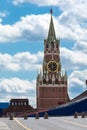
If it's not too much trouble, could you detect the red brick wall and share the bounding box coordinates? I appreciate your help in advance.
[37,86,67,109]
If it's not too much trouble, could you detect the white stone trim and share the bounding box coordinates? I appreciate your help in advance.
[44,52,59,55]
[39,98,67,100]
[38,84,67,87]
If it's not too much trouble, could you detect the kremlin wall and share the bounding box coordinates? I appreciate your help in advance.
[0,90,87,117]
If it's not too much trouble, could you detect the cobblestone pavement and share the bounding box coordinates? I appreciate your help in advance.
[17,116,87,130]
[0,116,87,130]
[0,120,10,130]
[0,118,26,130]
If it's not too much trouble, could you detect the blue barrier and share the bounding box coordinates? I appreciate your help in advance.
[28,98,87,117]
[0,102,9,116]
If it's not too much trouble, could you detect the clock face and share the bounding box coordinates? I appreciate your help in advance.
[47,61,58,72]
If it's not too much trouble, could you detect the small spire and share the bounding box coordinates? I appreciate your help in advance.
[58,74,61,81]
[65,69,67,79]
[65,70,67,77]
[40,68,43,77]
[63,68,67,81]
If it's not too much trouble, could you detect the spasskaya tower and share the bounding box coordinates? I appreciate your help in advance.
[36,10,69,110]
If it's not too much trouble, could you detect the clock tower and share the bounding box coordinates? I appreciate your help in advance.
[36,10,69,110]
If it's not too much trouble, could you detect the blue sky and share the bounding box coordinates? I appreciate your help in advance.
[0,0,87,107]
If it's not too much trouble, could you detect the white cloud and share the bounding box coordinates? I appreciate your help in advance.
[13,0,58,6]
[60,41,87,71]
[0,12,87,43]
[0,53,20,71]
[0,14,50,43]
[0,11,8,23]
[0,51,43,72]
[0,11,7,18]
[68,70,87,99]
[0,78,36,107]
[73,41,87,53]
[0,40,87,73]
[12,0,87,17]
[0,11,8,24]
[0,47,87,106]
[0,78,35,93]
[58,0,87,40]
[0,18,2,23]
[11,0,87,42]
[1,0,87,43]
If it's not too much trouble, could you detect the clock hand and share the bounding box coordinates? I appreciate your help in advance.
[51,62,53,68]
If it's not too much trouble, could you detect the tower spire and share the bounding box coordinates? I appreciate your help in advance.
[47,9,56,41]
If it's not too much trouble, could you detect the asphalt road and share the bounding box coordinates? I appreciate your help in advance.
[0,116,87,130]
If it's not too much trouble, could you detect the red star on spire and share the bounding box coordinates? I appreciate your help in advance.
[50,9,53,15]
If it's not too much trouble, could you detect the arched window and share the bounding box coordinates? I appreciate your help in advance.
[48,79,52,84]
[56,44,58,48]
[43,79,46,84]
[55,79,58,84]
[61,80,64,84]
[46,44,49,49]
[51,41,54,49]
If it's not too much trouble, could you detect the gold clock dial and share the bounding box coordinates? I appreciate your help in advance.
[47,61,58,72]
